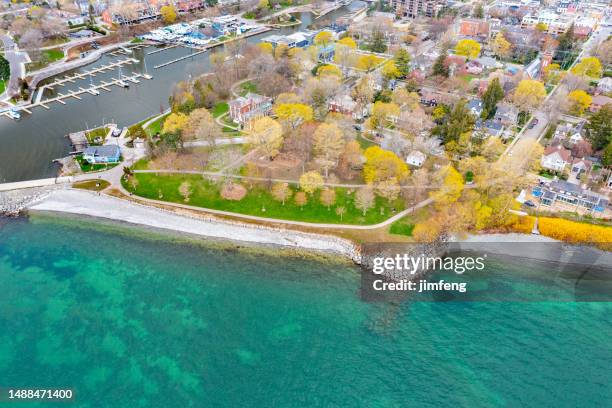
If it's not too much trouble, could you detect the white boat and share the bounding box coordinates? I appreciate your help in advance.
[7,109,21,120]
[117,67,129,88]
[128,77,140,84]
[88,76,100,95]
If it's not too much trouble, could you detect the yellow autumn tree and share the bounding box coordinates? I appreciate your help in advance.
[356,55,381,72]
[162,112,188,134]
[248,117,284,160]
[337,37,357,49]
[430,165,464,205]
[568,89,592,116]
[455,39,481,59]
[363,146,409,184]
[313,123,345,177]
[257,42,273,55]
[317,64,343,78]
[491,33,512,59]
[314,31,333,46]
[367,101,400,130]
[274,103,314,129]
[381,60,400,80]
[160,5,177,24]
[512,79,546,113]
[299,171,324,194]
[571,57,603,78]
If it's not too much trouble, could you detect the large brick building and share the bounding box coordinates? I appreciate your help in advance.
[391,0,441,18]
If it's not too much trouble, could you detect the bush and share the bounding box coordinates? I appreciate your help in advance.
[221,182,247,201]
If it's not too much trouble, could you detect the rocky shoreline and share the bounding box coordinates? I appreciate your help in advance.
[26,189,363,263]
[0,185,60,217]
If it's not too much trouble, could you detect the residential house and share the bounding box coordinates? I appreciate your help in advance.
[474,56,503,71]
[468,99,484,117]
[475,118,504,137]
[541,144,572,172]
[228,93,273,126]
[493,103,518,128]
[569,132,584,145]
[571,157,592,178]
[406,150,427,167]
[459,18,490,40]
[535,180,609,213]
[328,94,367,120]
[465,60,483,75]
[82,145,121,164]
[596,77,612,94]
[589,95,612,113]
[420,91,438,107]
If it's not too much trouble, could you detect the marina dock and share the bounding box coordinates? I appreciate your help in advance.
[2,73,151,120]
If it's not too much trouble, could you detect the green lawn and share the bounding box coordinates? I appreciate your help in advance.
[76,155,120,172]
[0,80,5,94]
[239,81,257,96]
[212,102,229,118]
[85,127,109,145]
[144,113,169,137]
[389,218,415,236]
[125,173,405,225]
[26,48,65,72]
[73,180,110,191]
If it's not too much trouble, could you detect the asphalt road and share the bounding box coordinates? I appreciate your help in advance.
[0,34,29,99]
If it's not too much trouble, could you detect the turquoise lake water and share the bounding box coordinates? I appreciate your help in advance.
[0,214,611,407]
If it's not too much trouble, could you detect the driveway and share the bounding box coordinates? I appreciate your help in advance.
[0,34,30,99]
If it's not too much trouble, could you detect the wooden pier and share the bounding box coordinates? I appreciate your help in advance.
[153,48,207,69]
[2,73,151,120]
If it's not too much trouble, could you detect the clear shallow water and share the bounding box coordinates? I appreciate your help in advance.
[0,214,611,407]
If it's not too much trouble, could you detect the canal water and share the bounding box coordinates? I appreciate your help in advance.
[0,3,363,183]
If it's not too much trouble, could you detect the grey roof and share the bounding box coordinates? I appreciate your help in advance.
[83,145,121,157]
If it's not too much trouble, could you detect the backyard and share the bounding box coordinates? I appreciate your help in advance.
[123,173,406,225]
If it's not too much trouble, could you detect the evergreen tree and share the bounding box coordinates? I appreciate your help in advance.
[555,24,575,63]
[394,48,411,78]
[481,78,504,119]
[432,100,476,144]
[88,2,95,26]
[432,52,449,77]
[473,2,484,18]
[370,30,387,53]
[585,104,612,150]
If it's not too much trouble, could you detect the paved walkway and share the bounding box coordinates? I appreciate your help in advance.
[0,33,29,100]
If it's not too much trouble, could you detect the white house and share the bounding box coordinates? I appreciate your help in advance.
[541,144,571,172]
[406,150,427,167]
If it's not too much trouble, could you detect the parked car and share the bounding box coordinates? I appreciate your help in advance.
[524,200,536,208]
[528,118,539,129]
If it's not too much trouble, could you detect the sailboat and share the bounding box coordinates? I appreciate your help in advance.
[87,75,100,95]
[142,58,152,80]
[117,66,129,88]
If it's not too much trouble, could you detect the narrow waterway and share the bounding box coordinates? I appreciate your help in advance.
[0,4,363,183]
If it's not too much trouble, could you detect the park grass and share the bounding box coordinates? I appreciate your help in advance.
[0,80,5,94]
[212,102,229,118]
[389,218,415,236]
[144,113,169,137]
[26,48,65,72]
[125,173,405,225]
[73,180,111,191]
[239,81,257,96]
